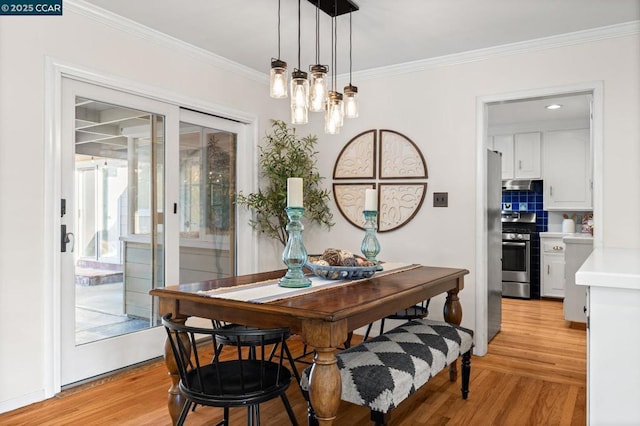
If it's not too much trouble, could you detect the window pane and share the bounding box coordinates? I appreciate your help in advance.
[179,121,236,282]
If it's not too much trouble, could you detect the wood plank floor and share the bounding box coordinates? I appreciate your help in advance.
[1,298,585,425]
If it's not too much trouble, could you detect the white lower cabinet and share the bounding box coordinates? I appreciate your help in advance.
[541,236,565,298]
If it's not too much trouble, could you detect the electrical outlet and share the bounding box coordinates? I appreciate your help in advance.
[433,192,448,207]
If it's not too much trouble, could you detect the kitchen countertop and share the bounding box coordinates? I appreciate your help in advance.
[576,247,640,290]
[540,231,594,242]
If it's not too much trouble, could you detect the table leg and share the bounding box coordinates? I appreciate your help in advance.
[308,347,341,425]
[163,322,189,425]
[444,285,463,381]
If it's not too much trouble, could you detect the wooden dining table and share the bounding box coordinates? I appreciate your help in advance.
[150,264,469,426]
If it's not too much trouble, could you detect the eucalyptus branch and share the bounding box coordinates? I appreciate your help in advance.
[236,120,334,247]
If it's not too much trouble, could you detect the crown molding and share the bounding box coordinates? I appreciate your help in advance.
[352,20,640,82]
[65,1,638,85]
[65,0,267,84]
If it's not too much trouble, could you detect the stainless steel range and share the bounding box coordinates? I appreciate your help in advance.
[501,211,537,299]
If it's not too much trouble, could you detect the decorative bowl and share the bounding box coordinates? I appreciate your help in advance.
[305,255,377,280]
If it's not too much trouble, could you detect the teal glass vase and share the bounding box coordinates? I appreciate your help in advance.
[279,207,312,288]
[361,210,382,270]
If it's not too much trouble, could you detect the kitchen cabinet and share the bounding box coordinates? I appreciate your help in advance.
[492,132,541,180]
[576,248,640,425]
[543,129,592,210]
[541,234,565,298]
[563,235,593,322]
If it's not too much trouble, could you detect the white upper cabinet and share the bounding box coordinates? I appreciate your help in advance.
[492,134,514,180]
[492,132,541,180]
[543,129,592,210]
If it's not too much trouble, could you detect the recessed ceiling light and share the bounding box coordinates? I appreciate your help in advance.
[546,104,562,110]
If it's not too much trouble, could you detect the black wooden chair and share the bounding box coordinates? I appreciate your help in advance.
[363,299,431,341]
[162,314,299,426]
[211,321,301,385]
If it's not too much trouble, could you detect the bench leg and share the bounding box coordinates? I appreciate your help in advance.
[461,350,471,399]
[371,410,389,426]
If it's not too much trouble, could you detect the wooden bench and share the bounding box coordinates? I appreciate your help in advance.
[300,318,474,425]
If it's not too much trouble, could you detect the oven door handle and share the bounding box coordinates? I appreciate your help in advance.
[502,241,527,247]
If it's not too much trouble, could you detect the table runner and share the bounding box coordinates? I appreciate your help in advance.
[198,262,420,303]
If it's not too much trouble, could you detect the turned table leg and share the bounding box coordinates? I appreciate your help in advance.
[444,284,463,382]
[163,320,189,425]
[308,347,341,425]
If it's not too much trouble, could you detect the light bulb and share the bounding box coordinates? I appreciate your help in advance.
[290,69,309,124]
[270,59,288,99]
[325,91,342,134]
[344,84,359,118]
[309,65,328,112]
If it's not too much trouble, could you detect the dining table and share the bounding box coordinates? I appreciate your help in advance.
[150,263,469,426]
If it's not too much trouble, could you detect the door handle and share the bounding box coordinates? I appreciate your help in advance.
[61,224,75,253]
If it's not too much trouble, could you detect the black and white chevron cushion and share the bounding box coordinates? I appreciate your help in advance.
[300,319,474,414]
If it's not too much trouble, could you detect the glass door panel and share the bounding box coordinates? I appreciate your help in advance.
[61,78,170,386]
[178,111,237,283]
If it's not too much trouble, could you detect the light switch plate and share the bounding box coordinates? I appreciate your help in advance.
[434,192,448,207]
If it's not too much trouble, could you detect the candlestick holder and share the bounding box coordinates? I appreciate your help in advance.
[361,210,383,270]
[279,207,312,288]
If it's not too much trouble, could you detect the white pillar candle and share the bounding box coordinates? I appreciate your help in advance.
[364,188,377,211]
[287,177,304,208]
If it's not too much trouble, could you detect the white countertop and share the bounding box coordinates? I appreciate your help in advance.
[540,231,594,244]
[563,233,594,244]
[576,247,640,290]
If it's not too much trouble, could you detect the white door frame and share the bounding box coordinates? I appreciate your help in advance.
[474,81,603,356]
[44,57,259,396]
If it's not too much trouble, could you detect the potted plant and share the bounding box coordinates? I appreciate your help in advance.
[236,120,334,246]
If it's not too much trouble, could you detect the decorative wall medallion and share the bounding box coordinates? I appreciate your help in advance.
[379,183,427,232]
[379,130,427,179]
[332,183,375,230]
[333,130,376,179]
[333,130,428,232]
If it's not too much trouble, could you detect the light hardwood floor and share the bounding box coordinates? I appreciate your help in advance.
[1,298,586,425]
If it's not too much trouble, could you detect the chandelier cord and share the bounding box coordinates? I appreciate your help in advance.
[315,0,320,64]
[297,0,301,70]
[349,10,353,85]
[333,0,337,90]
[277,0,281,59]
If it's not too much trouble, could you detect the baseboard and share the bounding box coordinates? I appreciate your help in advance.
[0,390,45,414]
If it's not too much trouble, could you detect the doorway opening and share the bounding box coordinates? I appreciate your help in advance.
[475,82,603,356]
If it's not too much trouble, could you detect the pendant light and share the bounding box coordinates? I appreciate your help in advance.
[344,10,359,118]
[325,5,343,134]
[291,0,309,124]
[309,1,328,112]
[270,0,288,99]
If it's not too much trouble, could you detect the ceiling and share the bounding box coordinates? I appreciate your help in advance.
[488,94,592,126]
[82,0,639,75]
[80,0,637,125]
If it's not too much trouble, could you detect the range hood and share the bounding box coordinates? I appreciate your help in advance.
[502,179,536,191]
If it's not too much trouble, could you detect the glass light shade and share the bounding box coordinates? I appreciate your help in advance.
[270,59,288,99]
[290,69,309,124]
[344,84,359,118]
[335,92,344,127]
[324,91,342,135]
[309,65,328,112]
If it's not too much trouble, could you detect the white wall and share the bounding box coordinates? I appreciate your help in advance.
[303,33,640,333]
[0,7,288,411]
[1,5,638,414]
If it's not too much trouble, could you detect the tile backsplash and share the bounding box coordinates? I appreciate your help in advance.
[501,180,547,232]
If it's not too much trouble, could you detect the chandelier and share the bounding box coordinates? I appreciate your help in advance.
[269,0,359,134]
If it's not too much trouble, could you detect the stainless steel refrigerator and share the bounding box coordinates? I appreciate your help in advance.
[487,149,502,341]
